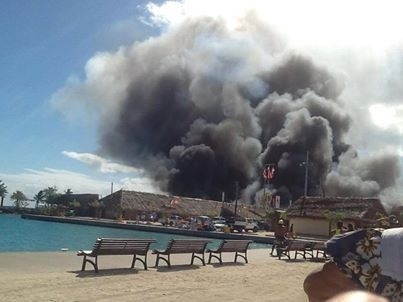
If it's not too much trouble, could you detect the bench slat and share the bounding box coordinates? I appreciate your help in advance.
[206,240,252,264]
[152,239,211,268]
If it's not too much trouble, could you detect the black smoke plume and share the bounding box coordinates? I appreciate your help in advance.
[59,16,401,203]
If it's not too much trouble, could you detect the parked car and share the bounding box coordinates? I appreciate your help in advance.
[195,215,213,231]
[211,217,228,231]
[228,217,259,232]
[244,218,260,232]
[257,220,270,231]
[167,215,182,227]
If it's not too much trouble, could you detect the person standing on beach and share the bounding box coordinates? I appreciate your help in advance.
[270,219,289,256]
[330,220,345,236]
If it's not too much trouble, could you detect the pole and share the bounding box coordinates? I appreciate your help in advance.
[234,181,239,219]
[262,163,275,208]
[304,151,309,197]
[111,182,114,195]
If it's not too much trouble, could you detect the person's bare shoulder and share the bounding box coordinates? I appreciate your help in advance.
[304,262,358,302]
[326,290,388,302]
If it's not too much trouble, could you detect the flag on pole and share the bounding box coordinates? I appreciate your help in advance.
[263,165,276,183]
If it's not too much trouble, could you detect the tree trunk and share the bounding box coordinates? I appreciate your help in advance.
[0,196,3,207]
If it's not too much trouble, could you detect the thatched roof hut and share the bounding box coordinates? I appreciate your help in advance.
[100,190,266,220]
[286,196,387,237]
[287,196,386,221]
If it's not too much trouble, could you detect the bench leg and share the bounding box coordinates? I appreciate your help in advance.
[191,253,206,266]
[270,243,277,256]
[208,252,223,264]
[277,249,290,260]
[131,254,148,270]
[277,248,283,260]
[81,255,98,273]
[132,254,148,270]
[235,252,248,263]
[94,256,99,273]
[81,255,87,271]
[154,253,171,268]
[143,254,148,270]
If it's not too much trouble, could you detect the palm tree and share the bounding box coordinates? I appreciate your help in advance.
[0,180,8,207]
[89,200,101,218]
[33,190,45,209]
[64,188,73,195]
[10,191,28,210]
[43,186,59,207]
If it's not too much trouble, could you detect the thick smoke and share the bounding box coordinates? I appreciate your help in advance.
[54,13,400,203]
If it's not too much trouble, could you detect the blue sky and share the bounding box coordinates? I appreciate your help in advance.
[0,1,161,204]
[2,0,403,206]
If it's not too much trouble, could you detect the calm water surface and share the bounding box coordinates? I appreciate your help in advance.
[0,215,267,252]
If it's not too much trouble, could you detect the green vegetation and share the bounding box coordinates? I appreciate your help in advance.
[0,180,8,207]
[33,190,45,209]
[10,190,29,210]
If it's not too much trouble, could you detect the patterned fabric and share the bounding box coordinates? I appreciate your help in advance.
[326,229,403,302]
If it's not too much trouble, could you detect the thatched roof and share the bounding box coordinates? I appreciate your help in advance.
[56,194,99,206]
[286,196,386,220]
[101,190,265,218]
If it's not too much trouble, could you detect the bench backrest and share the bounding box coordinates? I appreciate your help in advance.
[93,238,156,255]
[286,240,311,251]
[166,239,211,254]
[311,241,326,250]
[218,240,252,252]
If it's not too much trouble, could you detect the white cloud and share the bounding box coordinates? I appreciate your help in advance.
[62,151,143,174]
[0,168,159,207]
[369,104,403,133]
[146,0,403,50]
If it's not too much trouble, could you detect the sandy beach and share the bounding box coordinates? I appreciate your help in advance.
[0,248,324,302]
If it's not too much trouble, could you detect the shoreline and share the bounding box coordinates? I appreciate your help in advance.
[21,214,330,245]
[0,249,323,301]
[21,213,277,244]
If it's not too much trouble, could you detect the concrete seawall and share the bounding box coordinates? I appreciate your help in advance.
[21,214,275,244]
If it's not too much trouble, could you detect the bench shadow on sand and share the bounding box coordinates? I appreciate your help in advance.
[71,268,140,278]
[208,262,246,268]
[71,264,204,276]
[153,264,202,273]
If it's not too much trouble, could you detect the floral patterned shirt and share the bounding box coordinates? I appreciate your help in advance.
[326,229,403,302]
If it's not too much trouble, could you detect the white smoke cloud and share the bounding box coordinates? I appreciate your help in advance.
[62,151,143,174]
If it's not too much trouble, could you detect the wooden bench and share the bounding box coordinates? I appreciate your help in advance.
[277,240,313,260]
[77,238,156,272]
[152,239,211,268]
[206,239,253,264]
[308,241,327,259]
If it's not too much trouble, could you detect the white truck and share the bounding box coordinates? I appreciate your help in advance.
[230,218,259,233]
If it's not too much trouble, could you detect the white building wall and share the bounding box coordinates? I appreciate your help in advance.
[290,217,330,237]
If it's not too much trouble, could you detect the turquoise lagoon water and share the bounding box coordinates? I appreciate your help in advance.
[0,215,267,252]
